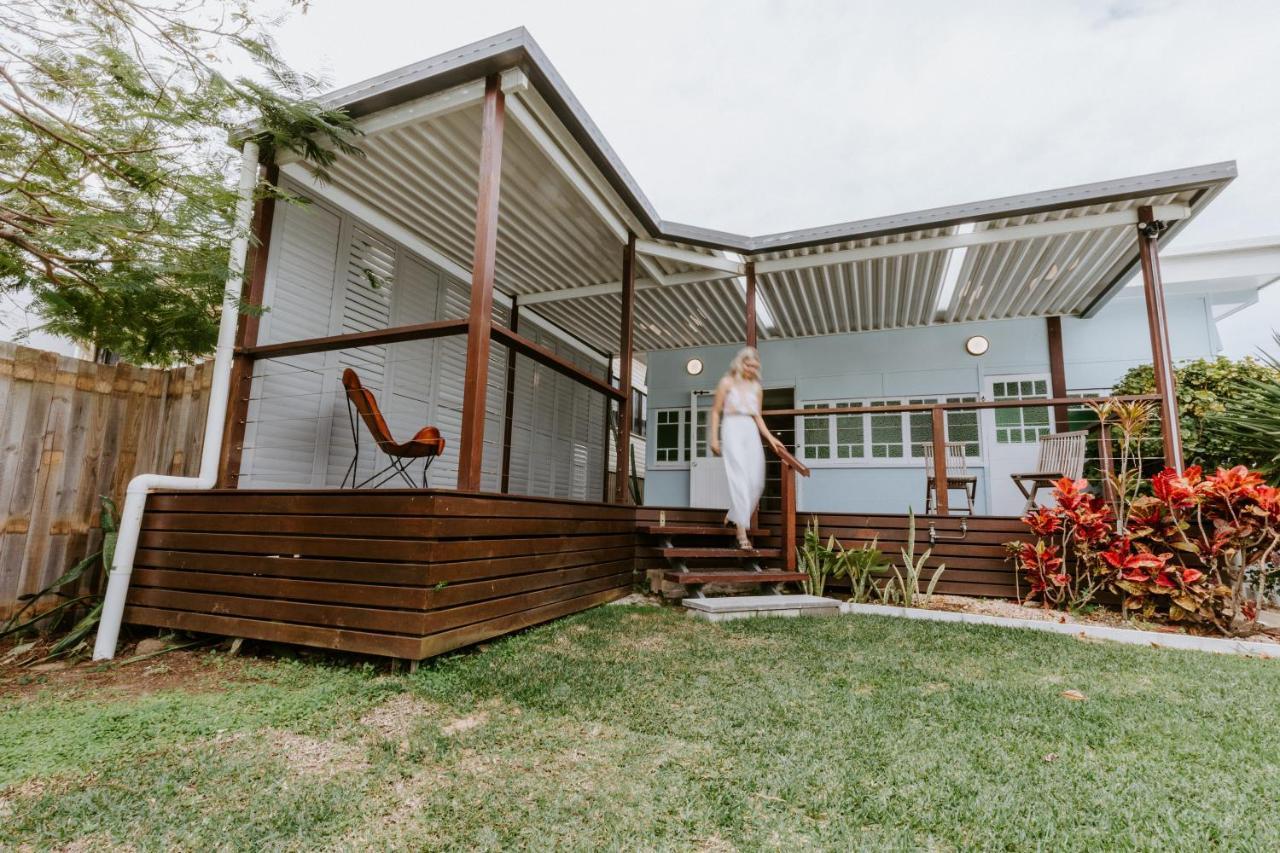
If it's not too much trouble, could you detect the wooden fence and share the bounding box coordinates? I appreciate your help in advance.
[0,343,210,618]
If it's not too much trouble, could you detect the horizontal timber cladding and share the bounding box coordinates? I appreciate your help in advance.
[759,511,1030,599]
[125,489,638,660]
[124,490,1031,660]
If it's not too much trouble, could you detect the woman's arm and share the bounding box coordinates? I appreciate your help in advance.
[752,385,785,454]
[709,380,727,456]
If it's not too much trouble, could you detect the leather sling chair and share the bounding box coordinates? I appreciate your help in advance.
[340,368,445,488]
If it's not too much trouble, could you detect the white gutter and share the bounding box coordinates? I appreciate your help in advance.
[92,140,261,660]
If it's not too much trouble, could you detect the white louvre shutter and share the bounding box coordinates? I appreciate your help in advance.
[241,196,342,487]
[326,226,397,486]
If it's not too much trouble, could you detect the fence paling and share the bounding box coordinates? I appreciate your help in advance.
[0,343,209,617]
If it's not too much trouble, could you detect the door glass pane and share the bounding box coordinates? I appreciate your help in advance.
[991,378,1051,444]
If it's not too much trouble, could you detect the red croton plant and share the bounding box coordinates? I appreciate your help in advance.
[1013,463,1280,636]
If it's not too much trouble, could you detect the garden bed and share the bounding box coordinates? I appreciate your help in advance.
[843,596,1280,656]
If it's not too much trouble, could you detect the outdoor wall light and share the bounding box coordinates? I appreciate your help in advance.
[964,335,990,356]
[685,357,704,376]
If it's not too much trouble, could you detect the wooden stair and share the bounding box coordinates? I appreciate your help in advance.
[644,523,804,598]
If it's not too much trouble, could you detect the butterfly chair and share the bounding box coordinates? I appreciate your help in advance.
[922,441,978,515]
[1010,430,1089,512]
[340,368,445,489]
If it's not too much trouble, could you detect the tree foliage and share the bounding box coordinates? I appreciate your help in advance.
[0,0,361,364]
[1111,354,1280,475]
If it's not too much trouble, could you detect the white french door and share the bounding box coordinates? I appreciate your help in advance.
[982,374,1053,515]
[688,390,730,509]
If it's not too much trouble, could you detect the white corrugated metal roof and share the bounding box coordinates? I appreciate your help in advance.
[278,29,1235,353]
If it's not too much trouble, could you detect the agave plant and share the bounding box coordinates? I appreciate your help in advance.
[796,516,845,597]
[1209,333,1280,484]
[878,510,946,608]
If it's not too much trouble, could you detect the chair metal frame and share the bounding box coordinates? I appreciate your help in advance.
[339,369,443,490]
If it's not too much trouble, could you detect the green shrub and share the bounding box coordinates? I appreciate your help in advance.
[1112,355,1280,473]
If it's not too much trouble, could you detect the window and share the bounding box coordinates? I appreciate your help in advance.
[869,400,904,459]
[799,395,981,462]
[631,389,647,437]
[801,402,867,460]
[992,379,1050,444]
[654,409,688,463]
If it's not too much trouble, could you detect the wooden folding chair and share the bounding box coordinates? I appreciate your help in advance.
[922,441,978,514]
[340,368,445,489]
[1010,430,1088,512]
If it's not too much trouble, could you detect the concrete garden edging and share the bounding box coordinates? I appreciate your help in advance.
[841,602,1278,658]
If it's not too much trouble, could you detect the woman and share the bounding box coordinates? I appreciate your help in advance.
[709,347,787,550]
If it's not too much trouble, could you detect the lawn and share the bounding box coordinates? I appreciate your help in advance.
[3,606,1280,850]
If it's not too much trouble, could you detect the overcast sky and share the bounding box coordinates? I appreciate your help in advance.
[270,0,1278,354]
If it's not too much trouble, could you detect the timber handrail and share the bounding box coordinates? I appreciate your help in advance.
[761,394,1161,418]
[237,319,621,402]
[765,393,1163,519]
[240,318,469,360]
[771,442,811,572]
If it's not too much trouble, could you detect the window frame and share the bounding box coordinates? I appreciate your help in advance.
[797,394,984,468]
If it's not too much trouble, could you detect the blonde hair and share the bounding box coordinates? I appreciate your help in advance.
[725,347,761,383]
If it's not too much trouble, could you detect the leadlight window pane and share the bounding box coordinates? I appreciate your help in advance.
[801,402,831,460]
[907,398,937,457]
[869,400,904,458]
[945,396,981,457]
[835,406,864,458]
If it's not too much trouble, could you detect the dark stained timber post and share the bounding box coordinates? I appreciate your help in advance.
[458,75,506,492]
[499,297,519,494]
[1046,316,1069,433]
[614,234,637,504]
[745,261,758,349]
[218,162,277,488]
[602,356,614,500]
[930,406,950,515]
[1136,206,1184,472]
[780,460,797,571]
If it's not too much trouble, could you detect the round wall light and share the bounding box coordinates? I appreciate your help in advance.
[685,357,704,376]
[964,335,990,356]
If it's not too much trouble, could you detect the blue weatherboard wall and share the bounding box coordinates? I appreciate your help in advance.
[642,289,1234,514]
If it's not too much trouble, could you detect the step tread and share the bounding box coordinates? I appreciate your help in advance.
[663,570,807,585]
[660,547,782,559]
[639,525,768,537]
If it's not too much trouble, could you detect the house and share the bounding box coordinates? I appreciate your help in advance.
[643,237,1280,517]
[90,28,1256,662]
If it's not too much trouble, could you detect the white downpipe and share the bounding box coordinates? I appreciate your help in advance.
[92,140,261,660]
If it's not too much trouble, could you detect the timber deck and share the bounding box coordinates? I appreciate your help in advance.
[123,490,1031,661]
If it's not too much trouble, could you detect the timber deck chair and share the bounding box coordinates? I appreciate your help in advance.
[340,368,445,488]
[1010,429,1088,512]
[922,441,978,514]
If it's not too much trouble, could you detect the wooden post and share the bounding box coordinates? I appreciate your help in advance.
[780,460,797,571]
[498,297,519,494]
[1136,206,1184,472]
[457,75,506,492]
[217,162,277,488]
[602,356,614,501]
[613,234,637,504]
[744,261,758,349]
[1046,316,1069,433]
[930,406,949,516]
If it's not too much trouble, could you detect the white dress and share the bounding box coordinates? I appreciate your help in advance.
[721,382,765,527]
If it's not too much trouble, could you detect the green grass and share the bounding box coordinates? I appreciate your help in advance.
[3,607,1280,850]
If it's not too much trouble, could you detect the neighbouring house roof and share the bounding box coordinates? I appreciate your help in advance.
[265,28,1237,354]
